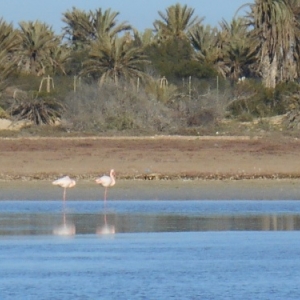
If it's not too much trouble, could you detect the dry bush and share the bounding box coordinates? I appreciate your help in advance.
[60,77,238,136]
[62,81,180,134]
[174,87,232,127]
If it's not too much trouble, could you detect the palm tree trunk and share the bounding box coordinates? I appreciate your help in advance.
[114,71,118,86]
[30,56,38,75]
[269,54,277,89]
[24,57,31,74]
[262,54,277,89]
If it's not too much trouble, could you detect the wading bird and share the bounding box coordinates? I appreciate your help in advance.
[52,176,76,235]
[52,176,76,203]
[95,169,116,203]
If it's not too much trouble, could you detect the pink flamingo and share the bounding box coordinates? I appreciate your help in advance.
[95,169,116,235]
[52,176,76,235]
[52,176,76,220]
[95,169,116,203]
[52,176,76,202]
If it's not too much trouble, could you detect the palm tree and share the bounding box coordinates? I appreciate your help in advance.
[8,93,65,125]
[62,7,131,47]
[81,35,150,86]
[189,24,228,77]
[0,19,21,91]
[92,8,131,40]
[219,18,257,82]
[131,28,156,48]
[48,44,71,75]
[153,3,203,41]
[283,0,300,81]
[241,0,299,88]
[62,7,92,49]
[63,8,133,77]
[0,18,20,54]
[18,21,61,76]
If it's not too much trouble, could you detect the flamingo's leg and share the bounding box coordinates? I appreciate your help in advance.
[63,187,66,202]
[104,187,107,203]
[63,188,67,224]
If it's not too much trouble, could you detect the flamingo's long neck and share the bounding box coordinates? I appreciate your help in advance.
[110,171,115,186]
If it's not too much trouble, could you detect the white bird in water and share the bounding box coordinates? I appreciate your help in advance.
[52,176,76,203]
[52,176,76,235]
[95,169,116,203]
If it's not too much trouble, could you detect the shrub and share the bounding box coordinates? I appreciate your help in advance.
[8,93,65,125]
[63,81,179,134]
[0,106,9,119]
[226,80,297,118]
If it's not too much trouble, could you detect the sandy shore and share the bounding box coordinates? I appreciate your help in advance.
[0,135,300,200]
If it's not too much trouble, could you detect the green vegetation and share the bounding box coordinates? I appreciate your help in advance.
[1,1,300,136]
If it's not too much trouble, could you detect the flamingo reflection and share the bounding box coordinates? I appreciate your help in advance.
[96,213,115,235]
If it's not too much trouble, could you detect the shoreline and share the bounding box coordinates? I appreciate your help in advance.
[0,179,300,201]
[1,172,300,181]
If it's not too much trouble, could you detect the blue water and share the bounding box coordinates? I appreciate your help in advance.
[1,200,300,299]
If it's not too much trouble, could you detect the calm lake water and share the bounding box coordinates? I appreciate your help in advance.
[1,199,300,299]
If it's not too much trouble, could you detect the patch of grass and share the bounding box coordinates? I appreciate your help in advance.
[0,106,9,119]
[236,112,253,122]
[0,130,19,137]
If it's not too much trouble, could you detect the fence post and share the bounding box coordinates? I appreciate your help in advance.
[137,77,140,93]
[188,76,192,100]
[160,76,168,88]
[39,76,54,93]
[216,75,219,104]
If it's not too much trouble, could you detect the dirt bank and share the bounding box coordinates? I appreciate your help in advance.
[0,135,299,181]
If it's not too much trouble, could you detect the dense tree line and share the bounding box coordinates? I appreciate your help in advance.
[1,0,300,134]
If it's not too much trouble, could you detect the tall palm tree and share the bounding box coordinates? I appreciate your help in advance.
[62,7,92,50]
[92,8,131,40]
[18,21,61,75]
[283,0,300,81]
[242,0,298,88]
[153,3,203,41]
[81,35,150,86]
